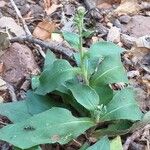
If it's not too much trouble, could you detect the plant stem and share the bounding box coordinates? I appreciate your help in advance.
[78,16,89,85]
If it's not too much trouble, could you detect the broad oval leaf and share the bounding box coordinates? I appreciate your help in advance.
[66,83,99,111]
[94,85,113,105]
[35,59,76,95]
[62,32,80,50]
[89,41,124,57]
[13,146,42,150]
[86,136,110,150]
[0,108,94,149]
[44,50,56,70]
[90,55,128,86]
[93,120,133,138]
[110,136,123,150]
[100,88,142,121]
[0,91,60,123]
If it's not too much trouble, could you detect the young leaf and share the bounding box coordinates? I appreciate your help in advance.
[31,76,40,90]
[0,108,95,149]
[66,82,99,111]
[62,32,80,50]
[44,50,56,70]
[90,55,128,86]
[35,59,76,95]
[110,136,123,150]
[86,136,110,150]
[89,41,124,57]
[100,88,142,121]
[94,85,113,105]
[74,52,102,77]
[0,91,60,123]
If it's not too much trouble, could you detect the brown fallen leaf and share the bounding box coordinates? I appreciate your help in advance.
[43,0,52,10]
[97,0,121,5]
[33,20,56,40]
[45,4,62,15]
[97,2,112,9]
[114,0,140,15]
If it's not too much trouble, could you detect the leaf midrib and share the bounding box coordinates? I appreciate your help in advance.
[101,103,137,120]
[92,66,120,85]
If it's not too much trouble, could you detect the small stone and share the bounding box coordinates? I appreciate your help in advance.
[107,26,121,43]
[119,15,131,24]
[1,43,40,86]
[113,19,122,28]
[107,22,113,28]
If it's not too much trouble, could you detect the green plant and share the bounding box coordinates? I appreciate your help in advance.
[0,7,143,150]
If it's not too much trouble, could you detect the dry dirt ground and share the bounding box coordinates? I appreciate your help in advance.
[0,0,150,149]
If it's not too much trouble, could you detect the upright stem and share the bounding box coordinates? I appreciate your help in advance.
[78,14,89,85]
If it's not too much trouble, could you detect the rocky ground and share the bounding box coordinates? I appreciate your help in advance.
[0,0,150,149]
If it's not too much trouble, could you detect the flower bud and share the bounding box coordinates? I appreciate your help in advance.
[77,6,86,16]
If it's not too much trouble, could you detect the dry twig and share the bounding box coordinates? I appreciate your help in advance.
[9,0,46,58]
[10,36,75,61]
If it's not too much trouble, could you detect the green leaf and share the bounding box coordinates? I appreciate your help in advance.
[86,136,110,150]
[66,82,99,111]
[74,53,101,78]
[100,88,142,121]
[90,55,128,86]
[13,146,42,150]
[35,59,76,95]
[94,85,113,105]
[31,76,40,90]
[79,142,90,150]
[63,32,80,50]
[110,136,123,150]
[0,108,94,149]
[89,41,124,57]
[93,120,133,138]
[44,50,56,70]
[0,91,60,123]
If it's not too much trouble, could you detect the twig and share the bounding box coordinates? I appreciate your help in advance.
[10,0,46,58]
[10,36,75,60]
[10,0,31,36]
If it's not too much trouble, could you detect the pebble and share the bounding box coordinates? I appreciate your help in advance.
[107,26,121,43]
[119,15,131,24]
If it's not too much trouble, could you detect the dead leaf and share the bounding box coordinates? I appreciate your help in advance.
[0,1,6,8]
[51,33,63,43]
[107,26,121,43]
[33,21,56,40]
[0,17,26,37]
[0,96,4,103]
[97,0,121,5]
[97,3,112,9]
[136,35,150,49]
[45,4,62,15]
[0,62,4,74]
[43,0,52,10]
[114,0,140,15]
[0,78,7,91]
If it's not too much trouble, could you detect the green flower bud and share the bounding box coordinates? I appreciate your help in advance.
[77,6,86,16]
